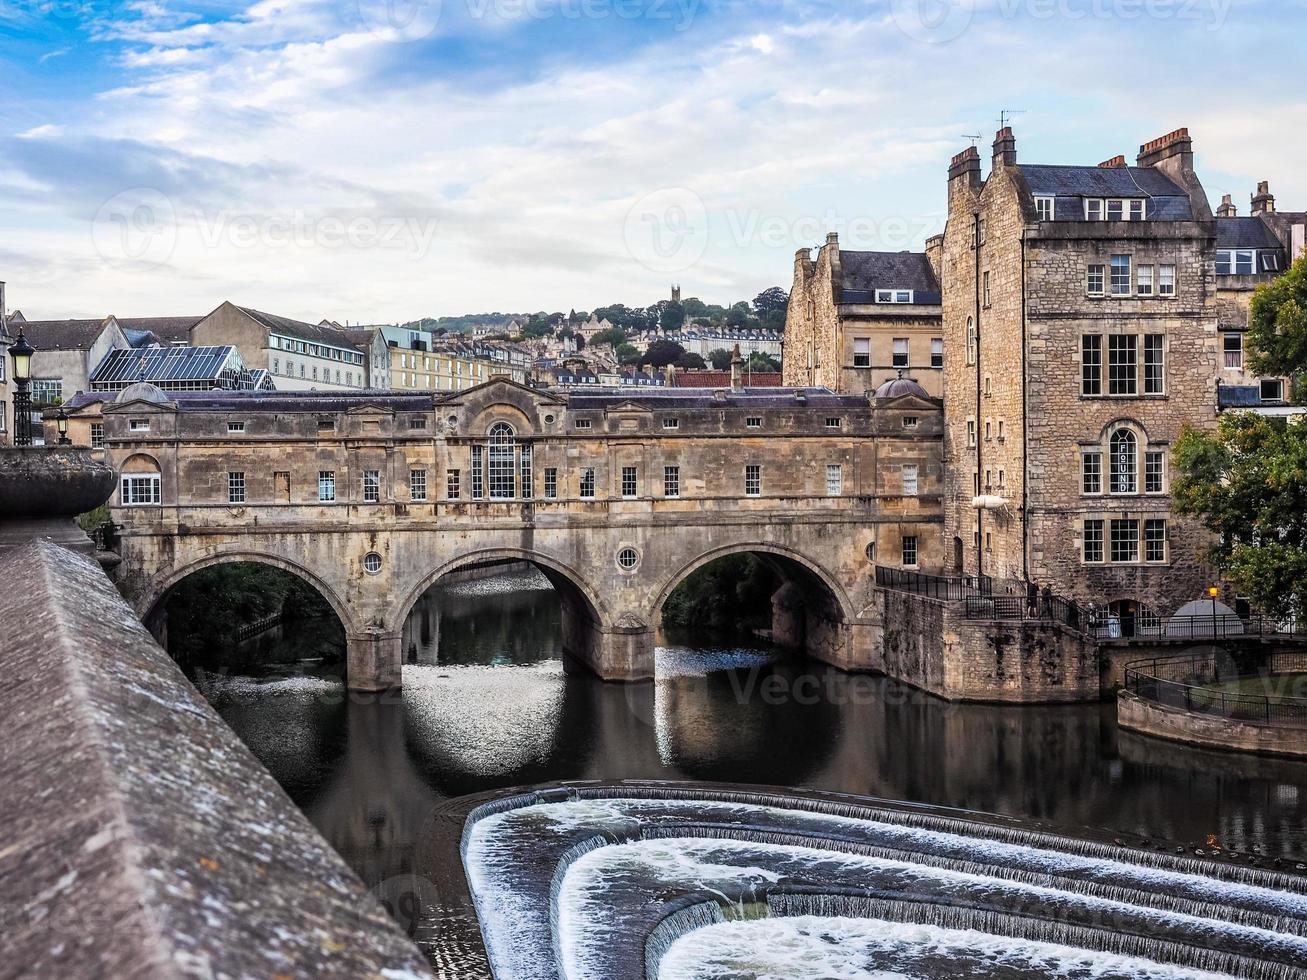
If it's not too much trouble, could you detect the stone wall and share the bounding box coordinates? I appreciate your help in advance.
[0,539,432,979]
[1119,693,1307,759]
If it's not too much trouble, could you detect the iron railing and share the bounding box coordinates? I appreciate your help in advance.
[875,566,994,601]
[1124,652,1307,726]
[964,592,1089,632]
[1093,613,1303,642]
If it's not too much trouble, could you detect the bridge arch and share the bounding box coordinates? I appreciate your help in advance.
[137,550,358,637]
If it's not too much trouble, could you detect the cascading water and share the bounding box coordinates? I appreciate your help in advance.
[461,784,1307,980]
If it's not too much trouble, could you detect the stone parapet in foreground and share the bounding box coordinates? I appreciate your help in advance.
[0,539,432,979]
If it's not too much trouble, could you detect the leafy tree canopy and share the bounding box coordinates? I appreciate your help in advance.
[1248,256,1307,402]
[747,352,781,372]
[707,348,733,369]
[591,326,628,349]
[752,286,788,319]
[677,352,706,369]
[645,339,686,367]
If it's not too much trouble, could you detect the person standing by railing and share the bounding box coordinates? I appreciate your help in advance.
[1027,580,1039,618]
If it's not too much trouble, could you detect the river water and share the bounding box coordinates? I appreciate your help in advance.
[190,567,1307,929]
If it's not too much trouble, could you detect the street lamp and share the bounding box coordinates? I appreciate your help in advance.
[55,407,70,445]
[9,329,34,447]
[1209,586,1220,639]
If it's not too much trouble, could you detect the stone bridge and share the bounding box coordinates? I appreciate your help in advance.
[102,377,944,690]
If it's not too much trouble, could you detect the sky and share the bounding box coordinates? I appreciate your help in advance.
[0,0,1303,323]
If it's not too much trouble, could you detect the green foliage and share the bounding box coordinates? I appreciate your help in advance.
[707,348,733,370]
[724,301,751,327]
[1248,252,1307,401]
[677,352,706,369]
[752,286,788,320]
[644,339,686,367]
[747,352,781,372]
[591,326,628,349]
[77,503,110,533]
[1172,416,1307,620]
[616,343,641,364]
[659,302,685,330]
[662,554,780,630]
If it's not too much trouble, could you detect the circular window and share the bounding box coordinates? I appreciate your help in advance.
[363,552,383,575]
[544,413,556,425]
[617,547,640,571]
[446,415,458,427]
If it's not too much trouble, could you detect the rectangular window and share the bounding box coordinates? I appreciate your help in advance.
[580,467,595,499]
[745,464,761,497]
[227,471,246,504]
[1130,199,1146,220]
[90,423,104,449]
[1110,254,1131,296]
[853,338,870,368]
[664,465,680,498]
[120,474,161,506]
[447,468,461,500]
[903,416,919,429]
[1082,334,1102,396]
[892,339,909,368]
[1158,264,1176,296]
[966,419,976,447]
[746,417,762,428]
[1108,334,1137,395]
[902,535,918,567]
[1087,264,1105,296]
[621,465,637,498]
[1145,451,1165,494]
[319,471,336,502]
[1035,196,1054,221]
[1106,199,1124,221]
[825,417,843,429]
[1111,519,1140,563]
[1261,378,1285,402]
[1145,519,1167,563]
[1136,264,1154,296]
[902,464,919,496]
[32,379,62,406]
[1235,250,1255,275]
[227,420,246,433]
[544,468,557,499]
[520,443,533,499]
[1082,451,1102,495]
[1224,333,1243,369]
[410,469,427,502]
[1144,335,1165,394]
[1083,520,1104,563]
[1085,198,1104,221]
[363,470,380,503]
[982,271,991,307]
[826,464,842,496]
[129,418,150,432]
[574,418,592,429]
[966,319,976,365]
[931,338,944,368]
[663,417,680,429]
[471,446,485,499]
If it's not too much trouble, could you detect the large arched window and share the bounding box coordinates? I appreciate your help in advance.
[1109,428,1137,494]
[487,422,516,499]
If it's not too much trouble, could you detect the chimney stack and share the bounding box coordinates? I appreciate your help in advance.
[1216,194,1237,218]
[1136,127,1192,169]
[949,145,982,184]
[730,344,743,392]
[992,127,1016,169]
[1251,180,1276,215]
[1098,155,1126,169]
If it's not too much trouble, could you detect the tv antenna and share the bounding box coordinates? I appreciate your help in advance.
[998,108,1026,130]
[961,133,982,147]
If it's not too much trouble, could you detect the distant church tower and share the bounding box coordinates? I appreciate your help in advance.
[671,284,682,305]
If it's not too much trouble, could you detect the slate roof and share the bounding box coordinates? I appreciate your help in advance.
[1216,217,1284,250]
[838,251,941,305]
[133,390,433,413]
[115,316,202,344]
[235,305,363,350]
[568,387,868,410]
[1022,164,1194,220]
[673,371,783,388]
[10,318,118,351]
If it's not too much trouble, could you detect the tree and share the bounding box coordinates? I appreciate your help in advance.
[591,326,627,349]
[1247,255,1307,403]
[1173,415,1307,621]
[659,302,685,331]
[644,339,686,368]
[725,301,752,328]
[615,342,640,363]
[677,352,706,369]
[681,297,708,317]
[747,352,781,372]
[707,348,733,370]
[752,286,788,320]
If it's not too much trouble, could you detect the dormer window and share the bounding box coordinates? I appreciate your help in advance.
[1035,196,1054,221]
[875,289,914,304]
[1084,198,1146,221]
[1216,250,1256,276]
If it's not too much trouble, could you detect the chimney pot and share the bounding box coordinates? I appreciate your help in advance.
[1216,193,1237,218]
[1252,180,1276,215]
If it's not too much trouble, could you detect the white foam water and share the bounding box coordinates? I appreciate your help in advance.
[656,915,1236,980]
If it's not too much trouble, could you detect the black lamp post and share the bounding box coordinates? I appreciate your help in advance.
[10,329,34,447]
[56,407,70,445]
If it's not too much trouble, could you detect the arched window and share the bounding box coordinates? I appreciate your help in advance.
[1109,428,1137,494]
[487,422,516,499]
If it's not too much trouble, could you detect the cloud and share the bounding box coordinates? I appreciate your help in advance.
[38,48,70,64]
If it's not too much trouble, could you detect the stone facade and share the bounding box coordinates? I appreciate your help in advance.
[103,379,944,690]
[940,126,1256,625]
[785,233,945,397]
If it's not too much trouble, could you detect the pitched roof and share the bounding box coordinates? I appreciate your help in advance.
[115,316,203,344]
[838,251,941,304]
[1216,217,1284,250]
[1020,164,1193,219]
[673,371,783,388]
[234,305,363,350]
[10,318,117,351]
[91,345,244,387]
[568,387,866,409]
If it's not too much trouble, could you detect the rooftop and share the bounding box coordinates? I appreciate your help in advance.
[1020,164,1193,220]
[838,251,941,305]
[1216,216,1284,250]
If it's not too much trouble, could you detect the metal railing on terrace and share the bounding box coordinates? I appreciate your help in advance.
[964,592,1089,633]
[1092,613,1303,643]
[1124,651,1307,727]
[874,566,995,601]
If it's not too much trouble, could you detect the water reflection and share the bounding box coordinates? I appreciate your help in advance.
[194,566,1307,915]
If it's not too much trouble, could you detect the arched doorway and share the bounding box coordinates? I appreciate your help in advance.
[1106,598,1160,639]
